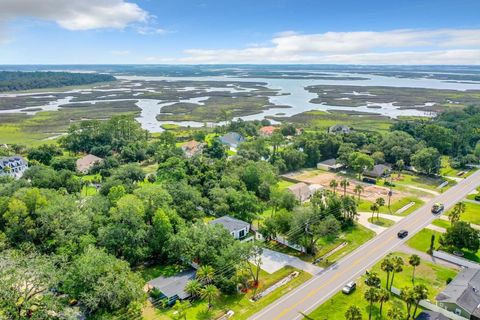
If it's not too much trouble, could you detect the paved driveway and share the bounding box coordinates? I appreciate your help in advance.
[257,248,322,275]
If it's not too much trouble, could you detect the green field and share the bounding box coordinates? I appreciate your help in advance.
[448,201,480,225]
[358,196,424,216]
[309,252,457,320]
[431,219,450,229]
[142,266,311,320]
[406,228,443,253]
[368,217,395,227]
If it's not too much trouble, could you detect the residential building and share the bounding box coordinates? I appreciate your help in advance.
[146,269,196,306]
[259,126,277,136]
[209,215,251,240]
[181,140,204,158]
[415,311,449,320]
[436,268,480,319]
[328,124,351,134]
[0,156,28,179]
[76,154,103,174]
[287,182,312,202]
[363,164,392,179]
[219,132,245,149]
[317,158,345,172]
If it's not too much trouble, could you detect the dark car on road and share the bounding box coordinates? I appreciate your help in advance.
[397,230,408,239]
[431,203,445,214]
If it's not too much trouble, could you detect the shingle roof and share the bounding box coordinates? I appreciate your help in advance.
[209,216,250,233]
[287,182,312,200]
[318,158,344,168]
[436,268,480,314]
[0,156,27,169]
[219,132,245,147]
[76,154,103,172]
[148,269,196,299]
[363,164,391,178]
[415,311,449,320]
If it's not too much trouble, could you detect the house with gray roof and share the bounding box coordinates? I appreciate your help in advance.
[0,156,28,179]
[317,158,345,172]
[363,164,391,179]
[219,132,245,149]
[415,311,449,320]
[329,124,351,135]
[209,216,251,240]
[436,268,480,319]
[287,182,312,202]
[147,269,196,305]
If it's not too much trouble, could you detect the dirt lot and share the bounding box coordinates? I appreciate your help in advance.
[288,170,405,203]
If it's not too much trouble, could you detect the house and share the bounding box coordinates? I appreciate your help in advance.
[76,154,103,174]
[0,156,28,179]
[415,311,449,320]
[209,215,251,240]
[436,268,480,319]
[259,126,277,136]
[317,158,345,172]
[287,182,312,202]
[363,164,391,179]
[181,140,204,158]
[329,124,351,134]
[147,269,196,306]
[219,132,245,149]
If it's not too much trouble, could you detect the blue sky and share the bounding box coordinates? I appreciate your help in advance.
[0,0,479,64]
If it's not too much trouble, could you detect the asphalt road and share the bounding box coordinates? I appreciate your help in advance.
[249,170,480,320]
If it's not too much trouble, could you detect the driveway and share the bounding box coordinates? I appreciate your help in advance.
[257,248,323,275]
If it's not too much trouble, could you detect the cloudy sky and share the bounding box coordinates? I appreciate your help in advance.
[0,0,479,64]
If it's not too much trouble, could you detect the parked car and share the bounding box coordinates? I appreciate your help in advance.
[342,281,356,294]
[362,177,377,184]
[397,230,408,239]
[431,203,444,214]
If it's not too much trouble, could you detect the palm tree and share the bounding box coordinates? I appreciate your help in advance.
[197,265,215,284]
[364,287,379,320]
[340,178,350,197]
[387,306,405,320]
[412,284,429,318]
[201,284,219,311]
[330,179,338,194]
[381,257,394,289]
[401,287,416,318]
[408,254,421,284]
[395,159,405,178]
[370,203,379,220]
[354,184,364,202]
[365,272,381,288]
[377,288,390,316]
[375,197,385,220]
[185,279,202,300]
[172,300,189,320]
[389,256,404,290]
[345,305,362,320]
[449,201,466,224]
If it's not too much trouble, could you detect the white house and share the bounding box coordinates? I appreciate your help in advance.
[0,156,28,179]
[209,216,251,240]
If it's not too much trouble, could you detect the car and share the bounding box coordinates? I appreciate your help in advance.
[431,203,445,214]
[342,281,356,294]
[397,230,408,239]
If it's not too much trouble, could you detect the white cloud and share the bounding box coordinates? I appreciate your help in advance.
[171,29,480,64]
[0,0,148,30]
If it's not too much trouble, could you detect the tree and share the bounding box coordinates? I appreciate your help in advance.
[411,147,441,175]
[389,256,404,290]
[172,300,189,320]
[440,221,480,252]
[387,306,405,320]
[330,179,338,194]
[201,284,219,311]
[370,203,379,220]
[340,178,350,197]
[381,257,394,290]
[401,287,416,318]
[412,284,428,318]
[197,265,216,285]
[395,159,405,177]
[408,254,421,284]
[365,272,381,288]
[375,198,385,220]
[345,305,362,320]
[349,152,374,180]
[354,184,364,201]
[449,202,466,224]
[377,288,390,316]
[364,287,379,320]
[185,280,202,300]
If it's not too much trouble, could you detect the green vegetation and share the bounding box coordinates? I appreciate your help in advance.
[447,201,480,225]
[309,252,457,319]
[0,71,115,91]
[431,219,451,229]
[368,216,395,227]
[406,229,443,253]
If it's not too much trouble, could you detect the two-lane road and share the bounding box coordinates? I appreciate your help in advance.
[249,170,480,320]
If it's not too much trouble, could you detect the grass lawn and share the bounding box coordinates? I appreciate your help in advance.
[431,219,451,229]
[393,172,448,192]
[358,196,424,216]
[406,228,442,253]
[308,252,457,320]
[142,266,311,320]
[277,179,295,190]
[368,217,395,227]
[439,156,461,177]
[447,201,480,225]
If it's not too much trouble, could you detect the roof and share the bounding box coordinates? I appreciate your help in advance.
[0,156,27,169]
[436,268,480,314]
[363,164,391,178]
[287,182,312,199]
[76,154,103,172]
[181,140,204,157]
[329,124,350,133]
[317,158,344,168]
[415,311,449,320]
[219,132,245,147]
[209,216,250,233]
[259,126,277,135]
[148,269,196,299]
